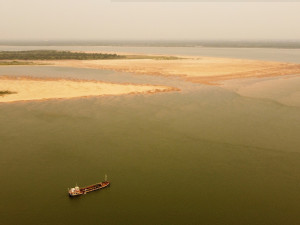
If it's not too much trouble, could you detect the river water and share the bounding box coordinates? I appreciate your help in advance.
[0,47,300,225]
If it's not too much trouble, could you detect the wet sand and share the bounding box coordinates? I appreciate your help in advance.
[221,75,300,107]
[0,76,177,103]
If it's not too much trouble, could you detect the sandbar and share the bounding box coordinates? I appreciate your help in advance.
[0,76,178,103]
[30,55,300,85]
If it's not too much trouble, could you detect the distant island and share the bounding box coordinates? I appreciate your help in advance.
[0,40,300,49]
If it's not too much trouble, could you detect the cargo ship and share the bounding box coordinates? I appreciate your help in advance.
[68,175,110,197]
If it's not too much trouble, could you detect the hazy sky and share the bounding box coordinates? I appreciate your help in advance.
[1,0,300,40]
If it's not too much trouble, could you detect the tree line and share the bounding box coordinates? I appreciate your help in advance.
[0,50,126,60]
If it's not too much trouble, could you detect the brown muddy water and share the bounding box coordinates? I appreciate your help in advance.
[1,53,300,224]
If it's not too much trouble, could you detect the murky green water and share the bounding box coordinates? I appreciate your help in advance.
[1,48,300,225]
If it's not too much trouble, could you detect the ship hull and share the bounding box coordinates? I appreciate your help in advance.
[69,181,110,197]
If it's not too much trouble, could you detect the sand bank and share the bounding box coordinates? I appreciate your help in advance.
[0,76,178,103]
[37,56,300,85]
[2,53,300,85]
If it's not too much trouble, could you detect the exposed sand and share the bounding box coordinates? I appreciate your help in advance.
[1,53,299,102]
[33,56,300,85]
[0,76,178,103]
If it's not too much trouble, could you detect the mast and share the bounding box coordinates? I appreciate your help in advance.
[105,174,108,182]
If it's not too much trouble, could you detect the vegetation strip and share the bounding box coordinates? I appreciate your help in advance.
[0,50,180,60]
[0,61,40,66]
[0,50,124,60]
[0,90,16,96]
